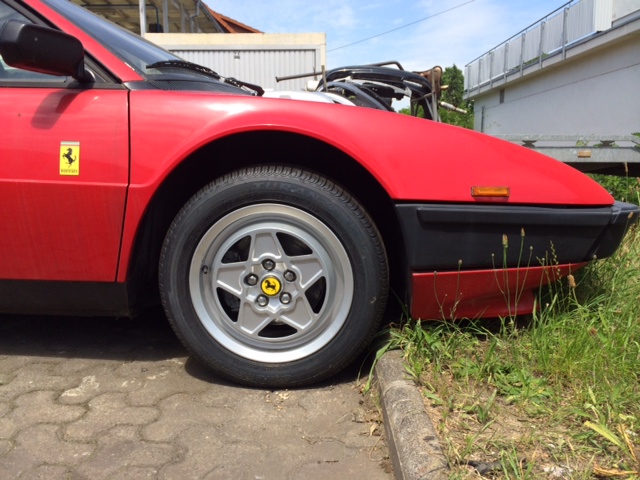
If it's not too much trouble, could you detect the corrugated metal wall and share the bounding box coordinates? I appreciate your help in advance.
[172,48,320,92]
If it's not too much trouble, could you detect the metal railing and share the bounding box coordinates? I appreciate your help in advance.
[465,0,611,93]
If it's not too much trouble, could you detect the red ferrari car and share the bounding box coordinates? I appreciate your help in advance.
[1,0,638,387]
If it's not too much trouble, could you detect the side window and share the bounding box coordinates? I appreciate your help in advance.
[0,1,70,83]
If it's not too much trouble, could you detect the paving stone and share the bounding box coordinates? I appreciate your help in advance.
[0,439,11,455]
[17,464,70,479]
[106,466,159,479]
[142,393,232,442]
[0,371,15,388]
[12,424,94,465]
[0,365,77,402]
[59,372,146,405]
[289,457,389,480]
[0,417,18,440]
[52,357,108,376]
[123,364,209,407]
[64,393,159,441]
[157,424,227,480]
[10,390,85,427]
[75,436,179,480]
[0,447,38,480]
[59,375,103,403]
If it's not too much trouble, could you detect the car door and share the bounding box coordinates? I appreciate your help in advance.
[0,1,129,282]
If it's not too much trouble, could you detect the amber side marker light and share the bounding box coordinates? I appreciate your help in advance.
[471,186,510,198]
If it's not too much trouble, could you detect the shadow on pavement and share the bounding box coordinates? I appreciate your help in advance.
[0,309,372,389]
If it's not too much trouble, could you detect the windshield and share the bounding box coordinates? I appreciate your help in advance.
[42,0,191,76]
[40,0,259,94]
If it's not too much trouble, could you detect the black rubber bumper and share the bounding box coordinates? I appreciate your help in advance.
[395,201,639,271]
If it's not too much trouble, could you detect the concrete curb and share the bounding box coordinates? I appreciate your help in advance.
[375,350,449,480]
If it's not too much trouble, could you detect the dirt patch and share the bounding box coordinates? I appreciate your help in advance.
[419,371,590,479]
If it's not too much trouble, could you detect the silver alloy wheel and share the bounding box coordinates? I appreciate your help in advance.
[189,204,354,363]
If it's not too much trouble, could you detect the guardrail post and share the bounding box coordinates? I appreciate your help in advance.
[562,7,569,60]
[539,20,545,69]
[489,51,494,87]
[503,42,509,80]
[519,32,526,76]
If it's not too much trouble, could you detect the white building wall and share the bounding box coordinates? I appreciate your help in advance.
[475,30,640,135]
[613,0,640,21]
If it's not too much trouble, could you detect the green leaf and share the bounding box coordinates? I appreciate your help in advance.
[584,421,624,449]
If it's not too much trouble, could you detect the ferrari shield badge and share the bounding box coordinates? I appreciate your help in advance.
[60,141,80,176]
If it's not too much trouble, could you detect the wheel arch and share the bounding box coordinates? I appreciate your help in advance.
[126,130,409,313]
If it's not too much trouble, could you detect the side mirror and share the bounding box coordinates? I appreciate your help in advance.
[0,19,93,82]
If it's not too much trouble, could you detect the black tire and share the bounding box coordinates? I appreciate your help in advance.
[159,166,388,387]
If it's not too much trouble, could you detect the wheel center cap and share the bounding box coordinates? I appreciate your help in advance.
[261,276,282,296]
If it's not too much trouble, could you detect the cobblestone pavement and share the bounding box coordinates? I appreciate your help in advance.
[0,312,391,479]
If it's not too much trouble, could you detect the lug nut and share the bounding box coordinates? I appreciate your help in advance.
[256,295,269,307]
[280,292,292,304]
[245,273,258,286]
[262,259,276,271]
[284,270,296,282]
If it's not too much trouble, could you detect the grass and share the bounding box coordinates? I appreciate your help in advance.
[381,179,640,478]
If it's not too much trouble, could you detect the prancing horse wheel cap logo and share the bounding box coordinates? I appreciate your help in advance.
[261,276,282,296]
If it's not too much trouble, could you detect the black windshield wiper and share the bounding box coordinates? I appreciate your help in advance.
[146,60,264,96]
[223,77,264,96]
[147,60,221,79]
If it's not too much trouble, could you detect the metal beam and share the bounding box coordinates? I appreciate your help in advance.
[494,134,640,175]
[139,0,146,36]
[163,0,169,32]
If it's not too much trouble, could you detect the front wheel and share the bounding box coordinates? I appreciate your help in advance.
[159,167,388,387]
